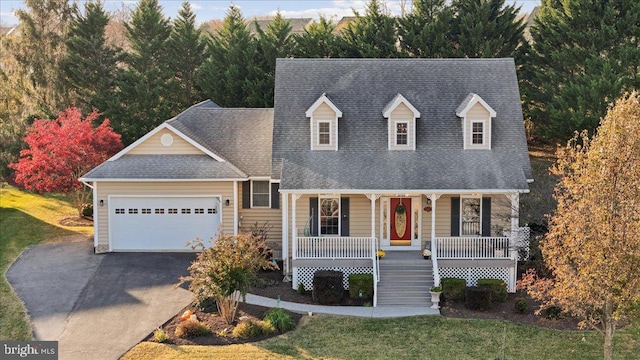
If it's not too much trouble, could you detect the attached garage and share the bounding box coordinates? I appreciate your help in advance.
[109,196,221,251]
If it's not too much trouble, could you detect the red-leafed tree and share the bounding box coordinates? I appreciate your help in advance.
[10,107,122,216]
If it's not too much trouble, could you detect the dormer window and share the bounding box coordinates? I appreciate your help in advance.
[318,121,331,145]
[456,93,496,150]
[471,121,484,145]
[396,122,408,145]
[383,94,420,151]
[306,93,342,151]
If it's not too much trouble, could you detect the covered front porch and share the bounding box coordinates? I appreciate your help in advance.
[280,191,525,306]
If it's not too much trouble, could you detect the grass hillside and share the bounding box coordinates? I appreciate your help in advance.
[0,185,93,340]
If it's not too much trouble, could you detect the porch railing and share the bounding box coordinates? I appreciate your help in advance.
[294,236,375,259]
[434,237,512,259]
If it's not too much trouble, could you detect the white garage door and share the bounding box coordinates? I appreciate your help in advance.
[110,196,221,251]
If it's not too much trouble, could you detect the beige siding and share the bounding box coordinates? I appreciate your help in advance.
[128,128,204,155]
[238,185,283,251]
[465,103,491,150]
[95,181,234,250]
[389,103,415,150]
[311,103,338,151]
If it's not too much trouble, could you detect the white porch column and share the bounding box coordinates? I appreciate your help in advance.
[507,192,520,292]
[281,192,291,281]
[233,181,239,235]
[508,192,520,259]
[364,194,381,243]
[430,194,442,286]
[291,194,302,290]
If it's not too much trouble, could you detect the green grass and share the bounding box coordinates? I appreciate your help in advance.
[122,316,640,360]
[0,185,93,340]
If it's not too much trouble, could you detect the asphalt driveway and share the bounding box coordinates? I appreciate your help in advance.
[5,240,195,360]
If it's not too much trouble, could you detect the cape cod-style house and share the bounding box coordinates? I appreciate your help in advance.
[81,58,532,306]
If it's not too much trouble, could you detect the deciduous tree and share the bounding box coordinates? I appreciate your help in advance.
[179,233,277,324]
[520,92,640,360]
[9,107,122,216]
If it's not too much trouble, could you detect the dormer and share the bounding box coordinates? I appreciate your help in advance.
[306,93,342,151]
[456,93,496,150]
[383,94,420,150]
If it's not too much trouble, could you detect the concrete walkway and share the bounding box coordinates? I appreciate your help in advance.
[245,293,441,317]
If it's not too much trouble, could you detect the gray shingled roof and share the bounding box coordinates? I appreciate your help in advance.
[272,58,532,191]
[81,155,244,180]
[81,100,273,180]
[168,108,274,177]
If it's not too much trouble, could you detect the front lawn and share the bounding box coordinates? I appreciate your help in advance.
[122,315,640,360]
[0,185,93,340]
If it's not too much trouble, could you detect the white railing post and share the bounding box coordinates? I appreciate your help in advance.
[430,194,441,286]
[365,194,381,307]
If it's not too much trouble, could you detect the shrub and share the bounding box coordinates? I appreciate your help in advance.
[542,305,563,319]
[297,283,305,294]
[312,270,344,305]
[196,297,217,313]
[477,278,508,302]
[264,308,296,333]
[465,286,492,311]
[515,297,528,314]
[442,278,466,301]
[232,319,275,338]
[153,328,168,343]
[175,319,211,338]
[81,203,93,217]
[348,274,374,300]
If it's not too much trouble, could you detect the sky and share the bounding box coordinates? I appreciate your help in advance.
[1,0,540,26]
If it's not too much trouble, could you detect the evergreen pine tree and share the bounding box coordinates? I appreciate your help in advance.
[114,0,172,144]
[197,5,256,107]
[167,2,207,110]
[522,0,640,141]
[293,16,340,58]
[62,1,122,113]
[11,0,75,116]
[248,12,294,107]
[398,0,453,57]
[340,0,400,58]
[450,0,524,58]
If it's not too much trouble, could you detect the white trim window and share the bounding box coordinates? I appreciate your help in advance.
[318,121,331,145]
[471,121,484,145]
[461,196,481,236]
[251,180,270,208]
[396,121,409,146]
[319,197,340,235]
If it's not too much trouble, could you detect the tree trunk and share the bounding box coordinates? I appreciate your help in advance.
[603,300,615,360]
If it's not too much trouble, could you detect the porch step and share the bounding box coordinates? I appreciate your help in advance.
[376,259,434,306]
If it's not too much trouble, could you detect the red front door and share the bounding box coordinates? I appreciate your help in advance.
[390,198,412,243]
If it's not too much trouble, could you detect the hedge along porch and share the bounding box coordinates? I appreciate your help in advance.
[280,190,525,306]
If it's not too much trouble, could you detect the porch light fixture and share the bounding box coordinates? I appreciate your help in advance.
[99,199,104,207]
[225,199,230,206]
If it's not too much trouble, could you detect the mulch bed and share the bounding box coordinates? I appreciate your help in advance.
[146,269,583,346]
[59,216,93,227]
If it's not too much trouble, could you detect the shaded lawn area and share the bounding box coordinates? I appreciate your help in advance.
[123,316,640,360]
[0,185,93,340]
